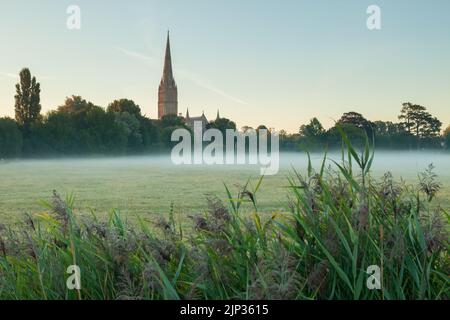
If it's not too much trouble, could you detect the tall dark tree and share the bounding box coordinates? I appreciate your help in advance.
[444,125,450,149]
[256,124,269,132]
[107,99,142,117]
[160,114,186,128]
[298,118,327,150]
[327,123,366,148]
[114,111,143,151]
[398,103,442,147]
[399,103,426,135]
[208,117,237,135]
[338,112,373,136]
[57,95,96,114]
[139,117,159,150]
[299,117,325,138]
[14,68,41,129]
[241,126,254,133]
[373,121,404,136]
[372,120,413,149]
[0,117,23,158]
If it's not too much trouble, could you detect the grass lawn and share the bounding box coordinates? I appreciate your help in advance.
[1,152,449,225]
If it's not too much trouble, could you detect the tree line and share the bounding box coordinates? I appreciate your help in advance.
[286,106,447,151]
[0,68,449,158]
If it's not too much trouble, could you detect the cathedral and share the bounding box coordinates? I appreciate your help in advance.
[158,32,178,119]
[157,32,218,130]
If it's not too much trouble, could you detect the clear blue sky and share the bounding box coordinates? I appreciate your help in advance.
[0,0,449,132]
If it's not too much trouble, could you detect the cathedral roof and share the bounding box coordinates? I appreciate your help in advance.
[187,114,208,122]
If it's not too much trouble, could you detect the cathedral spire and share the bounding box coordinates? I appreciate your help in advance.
[186,108,190,119]
[216,109,220,121]
[162,31,175,85]
[158,31,178,119]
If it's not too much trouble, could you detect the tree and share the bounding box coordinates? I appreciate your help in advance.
[14,68,41,129]
[57,95,96,115]
[107,99,142,117]
[420,114,442,138]
[399,103,425,134]
[373,120,413,149]
[160,114,186,128]
[41,96,129,155]
[338,112,373,136]
[373,121,407,136]
[443,126,450,149]
[298,118,327,150]
[328,123,366,149]
[398,103,442,147]
[0,117,23,158]
[299,117,325,138]
[207,118,238,150]
[139,117,159,150]
[208,117,236,135]
[114,112,143,152]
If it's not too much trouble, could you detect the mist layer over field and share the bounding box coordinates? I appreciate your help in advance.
[1,151,449,223]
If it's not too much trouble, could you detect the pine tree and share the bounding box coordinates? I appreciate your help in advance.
[398,102,442,148]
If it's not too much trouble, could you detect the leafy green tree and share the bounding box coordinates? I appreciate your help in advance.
[158,115,188,150]
[279,129,287,140]
[256,125,268,131]
[443,126,450,149]
[208,117,237,135]
[42,97,128,155]
[328,123,366,149]
[14,68,41,129]
[373,120,413,149]
[279,131,300,150]
[208,118,238,150]
[338,112,373,136]
[0,117,23,158]
[299,117,325,138]
[139,117,160,150]
[160,114,186,128]
[160,126,186,149]
[373,121,402,136]
[107,99,142,117]
[298,118,327,150]
[114,112,143,152]
[57,96,96,115]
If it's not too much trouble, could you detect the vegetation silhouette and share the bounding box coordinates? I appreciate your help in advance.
[0,68,449,158]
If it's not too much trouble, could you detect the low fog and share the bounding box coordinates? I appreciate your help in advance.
[2,151,449,179]
[1,151,449,219]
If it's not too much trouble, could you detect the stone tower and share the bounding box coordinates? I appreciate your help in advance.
[158,32,178,119]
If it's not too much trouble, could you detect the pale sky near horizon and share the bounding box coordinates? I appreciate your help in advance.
[0,0,449,133]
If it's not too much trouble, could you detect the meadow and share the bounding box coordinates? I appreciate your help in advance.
[0,151,449,224]
[0,141,448,300]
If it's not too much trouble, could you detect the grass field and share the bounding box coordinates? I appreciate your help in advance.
[0,145,448,300]
[1,151,449,225]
